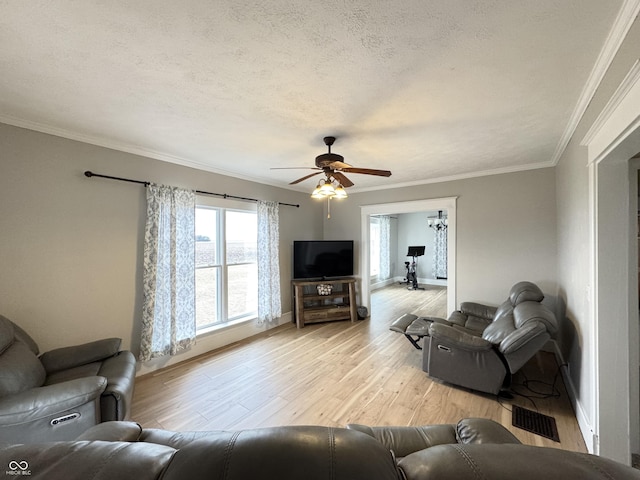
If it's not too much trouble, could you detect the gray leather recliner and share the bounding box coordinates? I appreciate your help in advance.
[0,314,136,443]
[422,281,558,395]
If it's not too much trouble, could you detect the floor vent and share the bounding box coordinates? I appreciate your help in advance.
[512,405,560,442]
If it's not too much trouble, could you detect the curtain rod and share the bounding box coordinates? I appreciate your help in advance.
[84,171,300,208]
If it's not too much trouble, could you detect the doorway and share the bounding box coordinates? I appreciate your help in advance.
[587,135,640,462]
[359,197,457,315]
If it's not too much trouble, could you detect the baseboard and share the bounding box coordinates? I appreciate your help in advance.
[551,340,596,453]
[390,276,448,287]
[371,278,396,290]
[421,278,448,287]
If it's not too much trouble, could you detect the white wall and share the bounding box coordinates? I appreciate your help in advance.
[396,212,439,281]
[0,123,320,373]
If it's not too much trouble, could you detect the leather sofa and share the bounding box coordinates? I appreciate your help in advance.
[0,314,136,443]
[1,418,638,479]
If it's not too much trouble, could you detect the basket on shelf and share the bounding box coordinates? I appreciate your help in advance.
[316,283,333,295]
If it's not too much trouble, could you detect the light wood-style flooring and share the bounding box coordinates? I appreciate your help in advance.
[131,283,586,452]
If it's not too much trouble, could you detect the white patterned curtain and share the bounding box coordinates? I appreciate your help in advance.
[433,228,448,279]
[379,215,391,280]
[257,200,281,324]
[140,184,196,361]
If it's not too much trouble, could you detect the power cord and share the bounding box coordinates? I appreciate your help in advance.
[496,362,568,413]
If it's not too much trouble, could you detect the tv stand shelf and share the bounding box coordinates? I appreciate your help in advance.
[292,278,357,328]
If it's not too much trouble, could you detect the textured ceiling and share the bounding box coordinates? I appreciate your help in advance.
[0,0,625,192]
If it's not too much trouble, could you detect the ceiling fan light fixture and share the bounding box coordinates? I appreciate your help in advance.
[333,184,347,199]
[311,180,324,198]
[319,179,335,196]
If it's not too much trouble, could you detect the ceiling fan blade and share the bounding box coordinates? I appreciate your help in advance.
[331,171,354,187]
[271,167,322,170]
[341,167,392,177]
[329,160,352,169]
[289,171,322,185]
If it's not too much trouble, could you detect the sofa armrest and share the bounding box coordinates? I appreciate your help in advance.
[458,302,497,320]
[76,421,143,441]
[98,351,137,421]
[428,323,493,351]
[0,376,106,425]
[40,338,122,374]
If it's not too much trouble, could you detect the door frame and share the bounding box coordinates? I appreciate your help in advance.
[360,197,458,315]
[582,59,640,462]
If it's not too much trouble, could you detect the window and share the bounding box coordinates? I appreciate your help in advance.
[195,205,257,330]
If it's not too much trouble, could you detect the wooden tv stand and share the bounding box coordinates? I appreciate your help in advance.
[292,278,357,328]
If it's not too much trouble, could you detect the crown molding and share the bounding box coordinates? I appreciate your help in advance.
[0,114,287,190]
[580,59,640,164]
[1,114,556,195]
[347,160,556,194]
[581,59,640,145]
[550,0,640,166]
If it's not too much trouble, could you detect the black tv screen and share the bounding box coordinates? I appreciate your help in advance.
[293,240,354,280]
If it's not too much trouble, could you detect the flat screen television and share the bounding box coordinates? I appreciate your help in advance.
[293,240,354,280]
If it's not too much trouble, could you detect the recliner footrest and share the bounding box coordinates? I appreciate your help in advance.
[391,314,444,350]
[390,313,418,333]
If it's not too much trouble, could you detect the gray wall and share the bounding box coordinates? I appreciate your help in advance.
[323,167,558,307]
[0,123,320,362]
[555,15,640,460]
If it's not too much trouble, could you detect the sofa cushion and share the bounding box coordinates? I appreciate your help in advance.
[398,443,640,480]
[0,340,46,396]
[43,362,102,386]
[0,440,175,480]
[160,426,401,480]
[1,315,40,355]
[482,314,516,345]
[494,299,514,318]
[40,338,121,374]
[0,317,14,355]
[514,301,558,336]
[10,319,41,355]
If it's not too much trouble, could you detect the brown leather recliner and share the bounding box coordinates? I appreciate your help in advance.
[422,281,558,395]
[0,314,136,443]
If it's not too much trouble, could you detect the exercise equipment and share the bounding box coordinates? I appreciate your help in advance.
[401,246,425,290]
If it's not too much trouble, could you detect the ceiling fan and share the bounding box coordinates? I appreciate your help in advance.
[276,136,392,188]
